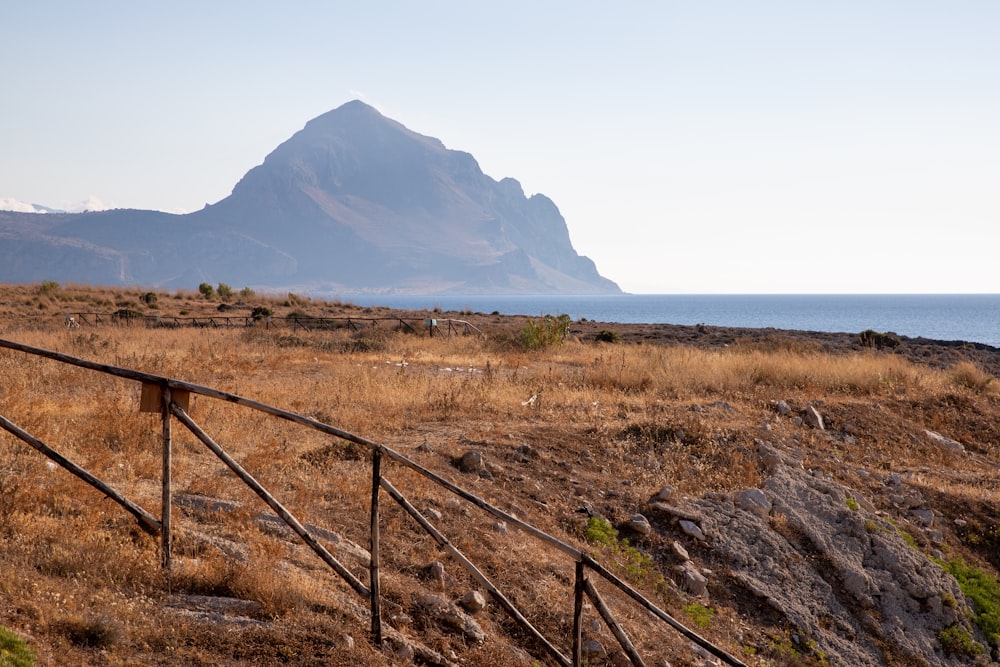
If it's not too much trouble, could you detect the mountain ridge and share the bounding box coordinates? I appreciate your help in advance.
[1,101,620,295]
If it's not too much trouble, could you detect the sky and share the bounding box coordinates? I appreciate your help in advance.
[1,2,998,294]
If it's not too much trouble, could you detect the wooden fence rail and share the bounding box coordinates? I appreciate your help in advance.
[0,337,747,667]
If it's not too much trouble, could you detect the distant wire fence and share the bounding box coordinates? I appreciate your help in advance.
[62,311,482,337]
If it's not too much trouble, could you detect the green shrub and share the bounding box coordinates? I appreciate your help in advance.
[38,280,60,297]
[584,516,619,547]
[0,625,36,667]
[216,283,234,301]
[859,329,900,350]
[938,624,984,657]
[520,313,570,350]
[596,329,620,343]
[251,306,273,322]
[684,602,715,629]
[198,282,215,299]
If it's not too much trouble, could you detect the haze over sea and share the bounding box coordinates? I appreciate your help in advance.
[349,294,1000,349]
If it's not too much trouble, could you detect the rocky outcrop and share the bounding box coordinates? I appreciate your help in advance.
[658,441,988,666]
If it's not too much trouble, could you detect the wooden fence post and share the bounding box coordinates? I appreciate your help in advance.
[370,447,383,646]
[583,578,646,667]
[573,561,585,667]
[161,386,172,570]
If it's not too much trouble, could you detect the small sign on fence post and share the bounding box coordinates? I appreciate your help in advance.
[140,384,190,413]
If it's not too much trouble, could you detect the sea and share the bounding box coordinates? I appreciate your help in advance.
[344,294,1000,349]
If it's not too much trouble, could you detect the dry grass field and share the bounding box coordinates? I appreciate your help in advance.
[0,283,998,666]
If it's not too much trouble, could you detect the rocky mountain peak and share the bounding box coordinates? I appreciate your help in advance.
[0,101,621,294]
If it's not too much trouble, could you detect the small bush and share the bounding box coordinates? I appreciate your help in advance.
[950,361,993,393]
[584,516,619,547]
[520,314,570,350]
[684,602,715,629]
[53,614,121,649]
[198,282,215,299]
[937,625,984,657]
[0,625,36,667]
[859,329,900,350]
[38,280,60,297]
[140,291,158,307]
[251,306,273,322]
[216,283,234,301]
[596,329,620,343]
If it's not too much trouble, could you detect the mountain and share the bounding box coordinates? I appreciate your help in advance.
[0,101,621,295]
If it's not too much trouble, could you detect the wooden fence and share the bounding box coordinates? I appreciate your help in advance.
[63,312,482,337]
[0,337,746,667]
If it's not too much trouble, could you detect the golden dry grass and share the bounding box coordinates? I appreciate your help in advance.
[0,283,998,666]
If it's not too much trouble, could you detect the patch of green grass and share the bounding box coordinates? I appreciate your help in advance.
[845,497,859,511]
[684,602,715,629]
[939,558,1000,648]
[937,624,984,657]
[0,626,36,667]
[582,516,660,587]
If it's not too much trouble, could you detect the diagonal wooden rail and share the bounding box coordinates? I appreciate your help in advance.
[0,338,748,667]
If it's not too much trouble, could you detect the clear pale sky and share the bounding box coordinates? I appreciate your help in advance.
[2,2,997,294]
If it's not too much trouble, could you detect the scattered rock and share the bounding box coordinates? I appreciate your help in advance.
[424,561,454,588]
[652,484,676,502]
[425,507,443,522]
[924,429,965,454]
[804,404,825,430]
[458,590,487,614]
[455,450,484,473]
[415,594,486,643]
[676,561,709,597]
[581,638,607,662]
[626,514,652,535]
[679,519,707,541]
[671,540,690,561]
[775,400,792,415]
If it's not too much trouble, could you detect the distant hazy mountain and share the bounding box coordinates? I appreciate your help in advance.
[0,101,621,294]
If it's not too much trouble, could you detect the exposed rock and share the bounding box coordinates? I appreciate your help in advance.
[774,400,792,415]
[581,638,607,662]
[652,484,676,502]
[924,429,965,454]
[626,513,652,535]
[458,590,487,614]
[679,519,707,541]
[691,440,981,666]
[670,540,690,562]
[415,594,486,643]
[804,404,825,430]
[455,450,484,473]
[736,488,771,518]
[424,561,454,588]
[676,561,709,597]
